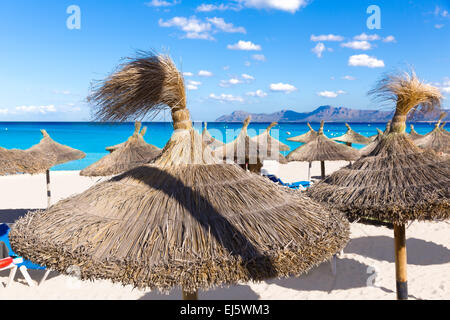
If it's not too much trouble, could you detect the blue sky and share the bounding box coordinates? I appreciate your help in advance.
[0,0,449,121]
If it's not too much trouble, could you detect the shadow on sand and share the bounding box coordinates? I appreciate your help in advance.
[0,209,39,225]
[345,236,450,265]
[267,258,372,293]
[139,284,260,300]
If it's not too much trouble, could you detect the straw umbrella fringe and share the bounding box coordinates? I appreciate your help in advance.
[10,52,350,299]
[106,122,148,153]
[287,121,360,180]
[307,70,449,300]
[202,122,224,150]
[0,147,54,176]
[251,122,290,152]
[81,122,162,177]
[414,113,450,154]
[27,130,85,207]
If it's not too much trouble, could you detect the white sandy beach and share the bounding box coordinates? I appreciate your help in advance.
[0,161,448,300]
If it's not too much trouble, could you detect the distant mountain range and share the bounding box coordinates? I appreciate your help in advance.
[216,106,450,123]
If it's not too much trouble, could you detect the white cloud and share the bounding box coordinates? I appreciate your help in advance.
[146,0,179,7]
[15,105,57,114]
[0,109,9,115]
[434,6,449,18]
[219,78,243,87]
[317,90,346,98]
[437,78,450,94]
[227,40,262,51]
[209,93,244,102]
[183,72,194,77]
[311,43,326,58]
[238,0,309,13]
[270,82,297,93]
[348,54,385,68]
[435,24,445,29]
[341,40,372,50]
[244,61,251,67]
[310,34,344,42]
[342,75,356,81]
[246,90,267,97]
[198,70,213,77]
[196,3,233,12]
[241,73,255,80]
[53,90,72,95]
[354,33,380,41]
[252,54,266,61]
[159,17,213,40]
[383,35,396,43]
[206,17,246,33]
[186,80,202,90]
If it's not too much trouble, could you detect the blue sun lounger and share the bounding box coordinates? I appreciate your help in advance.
[266,175,311,190]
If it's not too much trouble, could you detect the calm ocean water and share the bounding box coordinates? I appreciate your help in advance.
[0,122,438,171]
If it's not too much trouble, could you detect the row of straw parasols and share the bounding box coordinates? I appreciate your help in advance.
[4,52,449,301]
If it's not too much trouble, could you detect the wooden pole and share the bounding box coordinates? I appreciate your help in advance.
[182,289,198,300]
[46,169,51,208]
[321,161,326,179]
[346,142,352,147]
[394,224,408,300]
[308,162,312,181]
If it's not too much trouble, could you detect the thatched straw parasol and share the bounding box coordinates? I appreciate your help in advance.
[360,128,384,156]
[106,122,148,153]
[81,122,162,177]
[414,113,450,154]
[287,121,360,180]
[214,117,287,173]
[10,52,350,300]
[0,147,52,176]
[441,122,449,136]
[408,124,423,141]
[251,122,290,152]
[307,70,449,300]
[287,123,318,143]
[331,123,372,147]
[27,130,85,207]
[202,122,224,150]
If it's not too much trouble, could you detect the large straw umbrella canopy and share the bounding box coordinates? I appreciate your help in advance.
[202,122,224,150]
[81,123,161,177]
[10,52,350,298]
[307,70,449,300]
[105,122,148,153]
[414,113,450,154]
[360,128,385,156]
[26,130,85,207]
[441,122,449,136]
[287,123,318,143]
[331,123,372,146]
[408,124,423,141]
[287,121,360,179]
[214,117,287,173]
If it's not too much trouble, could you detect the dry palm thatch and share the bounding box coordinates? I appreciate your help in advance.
[441,122,450,137]
[331,123,372,146]
[287,123,318,143]
[251,122,290,152]
[106,122,148,153]
[214,117,288,173]
[1,146,58,176]
[27,130,85,167]
[384,120,392,135]
[414,113,450,154]
[202,122,224,150]
[307,70,448,225]
[287,121,360,179]
[81,123,161,177]
[409,124,424,141]
[360,128,385,156]
[10,52,349,297]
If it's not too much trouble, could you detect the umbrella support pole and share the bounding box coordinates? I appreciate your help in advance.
[320,161,325,180]
[46,169,51,208]
[308,162,312,181]
[394,224,408,300]
[182,289,198,300]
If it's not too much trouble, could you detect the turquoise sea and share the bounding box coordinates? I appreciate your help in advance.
[0,122,438,171]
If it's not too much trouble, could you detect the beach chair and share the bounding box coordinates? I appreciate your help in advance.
[265,174,311,190]
[0,224,48,287]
